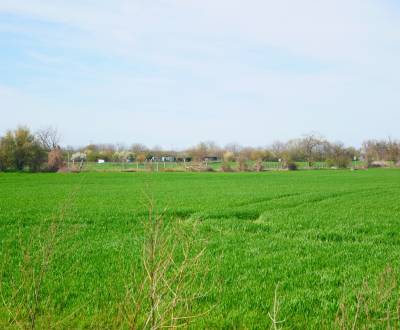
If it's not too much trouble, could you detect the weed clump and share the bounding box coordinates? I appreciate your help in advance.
[0,186,81,329]
[118,199,210,329]
[335,266,400,329]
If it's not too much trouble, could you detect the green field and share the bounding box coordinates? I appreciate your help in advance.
[79,160,368,172]
[1,170,400,329]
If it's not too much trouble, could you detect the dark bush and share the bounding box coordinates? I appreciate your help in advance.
[326,156,351,169]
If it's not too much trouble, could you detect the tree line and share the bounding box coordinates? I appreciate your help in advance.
[0,127,63,172]
[1,126,400,172]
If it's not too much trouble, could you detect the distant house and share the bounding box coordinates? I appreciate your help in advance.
[203,156,219,162]
[151,156,176,162]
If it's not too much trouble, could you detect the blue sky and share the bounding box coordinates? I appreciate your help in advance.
[1,0,400,148]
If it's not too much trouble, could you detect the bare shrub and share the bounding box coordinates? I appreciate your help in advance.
[238,157,249,172]
[118,199,210,329]
[253,160,264,172]
[136,153,147,164]
[47,148,64,172]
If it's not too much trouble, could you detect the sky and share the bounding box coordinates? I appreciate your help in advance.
[0,0,400,149]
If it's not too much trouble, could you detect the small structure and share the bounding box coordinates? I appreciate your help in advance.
[97,159,105,164]
[151,156,176,162]
[71,152,86,163]
[203,156,219,162]
[161,156,176,162]
[70,152,86,170]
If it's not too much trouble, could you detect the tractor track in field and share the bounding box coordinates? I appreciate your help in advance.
[195,186,400,221]
[233,192,305,208]
[131,185,400,222]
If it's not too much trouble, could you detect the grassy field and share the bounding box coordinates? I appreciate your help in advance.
[1,170,400,328]
[79,160,368,172]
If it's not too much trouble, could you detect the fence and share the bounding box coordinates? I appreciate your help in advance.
[66,160,371,172]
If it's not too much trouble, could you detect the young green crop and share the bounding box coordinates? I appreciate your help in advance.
[1,170,400,328]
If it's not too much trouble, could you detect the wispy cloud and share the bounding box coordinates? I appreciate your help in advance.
[0,1,399,147]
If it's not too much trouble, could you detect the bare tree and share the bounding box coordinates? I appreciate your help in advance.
[362,138,400,164]
[187,141,220,162]
[224,143,242,156]
[36,127,61,151]
[326,142,353,168]
[299,133,327,167]
[131,143,148,155]
[270,141,287,161]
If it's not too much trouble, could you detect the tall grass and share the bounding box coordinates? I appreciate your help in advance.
[0,185,81,329]
[335,266,400,329]
[117,197,210,329]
